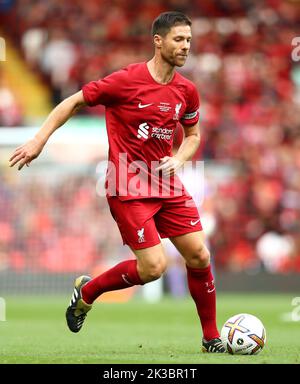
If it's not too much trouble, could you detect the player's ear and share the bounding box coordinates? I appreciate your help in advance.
[153,34,163,49]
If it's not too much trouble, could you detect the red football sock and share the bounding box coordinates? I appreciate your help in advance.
[82,259,144,304]
[186,264,220,341]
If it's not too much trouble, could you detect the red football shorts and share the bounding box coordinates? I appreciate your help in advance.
[107,195,202,250]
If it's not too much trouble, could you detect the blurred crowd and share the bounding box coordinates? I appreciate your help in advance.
[1,0,299,106]
[0,161,299,274]
[0,171,131,273]
[0,0,300,274]
[0,73,23,126]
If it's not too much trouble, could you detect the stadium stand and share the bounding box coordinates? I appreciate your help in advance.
[0,0,300,284]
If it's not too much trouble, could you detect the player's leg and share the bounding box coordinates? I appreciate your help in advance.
[66,243,167,333]
[82,242,167,303]
[65,275,93,333]
[81,197,165,302]
[170,230,225,352]
[156,195,225,352]
[133,242,168,283]
[66,197,165,332]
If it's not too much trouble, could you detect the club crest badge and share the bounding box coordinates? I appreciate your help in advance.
[173,103,182,120]
[137,228,145,243]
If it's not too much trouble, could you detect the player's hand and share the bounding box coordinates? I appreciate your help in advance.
[9,137,44,170]
[155,156,184,177]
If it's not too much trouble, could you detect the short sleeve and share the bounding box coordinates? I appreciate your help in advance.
[180,84,200,126]
[82,68,128,107]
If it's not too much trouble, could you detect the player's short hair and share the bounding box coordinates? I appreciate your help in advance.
[151,11,192,37]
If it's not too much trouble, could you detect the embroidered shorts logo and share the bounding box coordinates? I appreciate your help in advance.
[190,219,201,226]
[137,228,145,243]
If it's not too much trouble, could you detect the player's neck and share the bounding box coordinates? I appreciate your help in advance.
[147,57,175,85]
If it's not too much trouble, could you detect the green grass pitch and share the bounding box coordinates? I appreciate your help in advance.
[0,293,299,364]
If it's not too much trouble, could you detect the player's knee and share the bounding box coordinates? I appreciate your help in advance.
[188,245,210,268]
[143,259,167,282]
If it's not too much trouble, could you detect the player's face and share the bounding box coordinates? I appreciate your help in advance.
[158,25,192,67]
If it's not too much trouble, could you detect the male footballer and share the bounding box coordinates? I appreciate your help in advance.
[9,11,225,353]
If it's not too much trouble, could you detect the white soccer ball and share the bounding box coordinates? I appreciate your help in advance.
[221,313,266,355]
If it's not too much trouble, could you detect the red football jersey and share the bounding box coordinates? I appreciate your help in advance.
[82,62,200,200]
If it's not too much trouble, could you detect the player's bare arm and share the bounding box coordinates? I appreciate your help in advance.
[9,91,86,170]
[156,121,200,177]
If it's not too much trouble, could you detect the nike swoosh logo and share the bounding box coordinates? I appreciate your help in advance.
[207,287,215,293]
[122,274,132,285]
[138,103,153,109]
[190,219,201,226]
